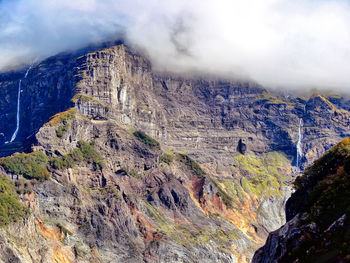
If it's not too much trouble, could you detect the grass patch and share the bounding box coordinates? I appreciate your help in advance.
[133,130,160,149]
[0,176,29,226]
[46,108,76,126]
[176,153,206,177]
[0,151,49,181]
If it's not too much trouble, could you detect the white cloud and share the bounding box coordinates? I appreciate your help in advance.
[1,0,350,91]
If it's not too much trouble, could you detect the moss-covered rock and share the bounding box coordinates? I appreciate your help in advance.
[133,130,160,149]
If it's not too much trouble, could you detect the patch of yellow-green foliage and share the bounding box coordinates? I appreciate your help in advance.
[207,152,290,209]
[50,141,104,171]
[232,152,290,198]
[0,151,49,181]
[256,92,291,105]
[0,176,29,226]
[46,108,76,126]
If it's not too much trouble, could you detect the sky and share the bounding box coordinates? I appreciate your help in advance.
[0,0,350,91]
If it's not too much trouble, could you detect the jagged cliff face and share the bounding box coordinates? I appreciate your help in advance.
[0,44,349,263]
[1,44,349,164]
[253,138,350,263]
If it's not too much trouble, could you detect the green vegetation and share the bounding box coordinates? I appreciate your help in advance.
[0,176,29,226]
[295,137,350,191]
[133,130,160,149]
[282,138,350,263]
[56,124,70,138]
[176,153,206,177]
[0,151,49,181]
[160,153,173,165]
[46,108,76,126]
[50,141,104,171]
[50,154,75,170]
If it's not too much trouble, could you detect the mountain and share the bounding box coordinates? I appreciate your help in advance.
[0,43,349,263]
[252,137,350,263]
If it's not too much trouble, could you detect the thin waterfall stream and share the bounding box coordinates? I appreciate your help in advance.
[296,118,303,169]
[7,65,32,143]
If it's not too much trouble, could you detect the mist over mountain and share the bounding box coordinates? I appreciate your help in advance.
[1,0,350,91]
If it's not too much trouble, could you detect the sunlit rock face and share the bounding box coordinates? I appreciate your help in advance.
[0,43,349,262]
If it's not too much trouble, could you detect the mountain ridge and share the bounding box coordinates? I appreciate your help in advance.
[0,43,348,262]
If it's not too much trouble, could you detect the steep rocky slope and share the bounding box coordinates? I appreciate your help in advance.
[0,43,348,262]
[253,137,350,263]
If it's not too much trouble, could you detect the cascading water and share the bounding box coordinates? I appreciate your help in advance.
[8,66,32,143]
[296,118,303,169]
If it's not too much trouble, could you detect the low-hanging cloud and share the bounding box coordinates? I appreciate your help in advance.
[1,0,350,91]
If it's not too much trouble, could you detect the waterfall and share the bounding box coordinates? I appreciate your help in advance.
[296,118,303,168]
[8,66,32,143]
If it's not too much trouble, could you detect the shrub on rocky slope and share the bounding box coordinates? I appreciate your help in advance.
[0,151,49,181]
[0,176,29,226]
